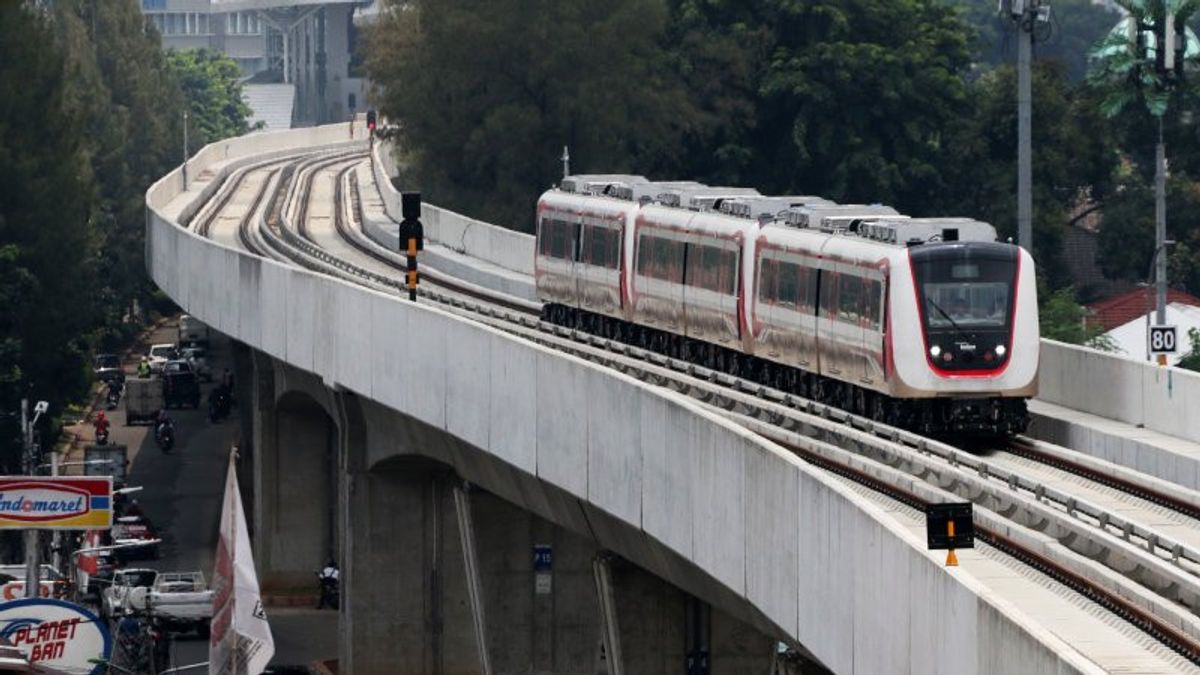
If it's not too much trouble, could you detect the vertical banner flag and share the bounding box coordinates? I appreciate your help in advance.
[210,454,274,675]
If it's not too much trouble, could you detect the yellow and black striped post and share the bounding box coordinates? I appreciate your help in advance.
[399,192,424,302]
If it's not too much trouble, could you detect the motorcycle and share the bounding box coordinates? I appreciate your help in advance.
[105,385,121,410]
[95,426,109,446]
[316,571,339,610]
[208,387,231,423]
[155,423,174,453]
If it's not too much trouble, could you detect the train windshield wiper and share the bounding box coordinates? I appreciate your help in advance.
[926,298,968,339]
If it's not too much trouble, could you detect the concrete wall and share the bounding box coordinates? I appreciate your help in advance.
[370,141,535,276]
[147,124,1102,674]
[1039,340,1200,443]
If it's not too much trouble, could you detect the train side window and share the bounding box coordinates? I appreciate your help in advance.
[636,234,653,277]
[538,218,553,256]
[777,261,799,308]
[638,234,684,282]
[864,279,882,330]
[758,258,778,304]
[584,224,618,269]
[800,266,817,313]
[817,271,835,319]
[838,274,863,324]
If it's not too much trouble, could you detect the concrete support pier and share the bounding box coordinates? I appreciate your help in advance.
[338,457,776,674]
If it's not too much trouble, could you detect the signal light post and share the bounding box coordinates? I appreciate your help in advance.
[399,192,424,301]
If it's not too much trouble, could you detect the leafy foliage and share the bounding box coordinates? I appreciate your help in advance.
[1039,285,1117,350]
[367,0,694,231]
[0,3,254,467]
[934,63,1120,287]
[1177,327,1200,370]
[166,49,258,148]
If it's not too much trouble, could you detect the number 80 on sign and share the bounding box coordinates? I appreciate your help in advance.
[1149,325,1177,355]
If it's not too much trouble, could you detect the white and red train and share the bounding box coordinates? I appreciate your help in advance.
[534,175,1038,435]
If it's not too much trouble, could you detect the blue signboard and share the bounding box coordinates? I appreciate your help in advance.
[533,544,552,572]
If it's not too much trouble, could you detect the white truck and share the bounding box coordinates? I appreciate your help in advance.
[128,571,214,636]
[178,314,210,348]
[102,568,158,618]
[123,377,163,426]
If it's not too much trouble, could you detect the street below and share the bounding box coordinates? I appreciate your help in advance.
[68,319,336,671]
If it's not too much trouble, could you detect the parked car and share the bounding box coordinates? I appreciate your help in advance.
[179,346,212,382]
[111,515,160,561]
[147,344,178,374]
[102,568,158,618]
[93,353,124,384]
[127,571,214,636]
[0,564,69,601]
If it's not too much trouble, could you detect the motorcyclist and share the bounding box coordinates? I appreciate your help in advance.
[316,559,339,609]
[155,410,173,438]
[94,411,110,443]
[106,379,122,400]
[136,356,151,378]
[117,607,141,641]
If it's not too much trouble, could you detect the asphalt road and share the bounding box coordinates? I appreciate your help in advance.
[92,323,336,672]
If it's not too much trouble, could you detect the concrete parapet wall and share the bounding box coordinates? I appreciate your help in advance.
[1039,340,1200,444]
[146,124,1101,674]
[370,141,535,276]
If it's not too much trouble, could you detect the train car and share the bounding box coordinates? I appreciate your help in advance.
[535,176,1038,436]
[749,212,1037,433]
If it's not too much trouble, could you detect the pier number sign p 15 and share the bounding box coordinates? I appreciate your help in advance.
[1149,325,1178,355]
[0,477,113,529]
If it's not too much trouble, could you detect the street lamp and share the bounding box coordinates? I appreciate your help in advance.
[22,400,48,599]
[36,459,113,473]
[1144,239,1176,363]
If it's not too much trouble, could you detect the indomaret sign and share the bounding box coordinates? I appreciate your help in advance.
[209,453,273,675]
[0,478,112,529]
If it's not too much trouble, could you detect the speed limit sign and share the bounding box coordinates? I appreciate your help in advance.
[1149,325,1178,355]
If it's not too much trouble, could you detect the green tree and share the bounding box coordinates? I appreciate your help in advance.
[1177,327,1200,370]
[658,0,976,212]
[937,63,1120,287]
[366,0,695,231]
[167,48,257,149]
[1039,285,1116,349]
[0,3,99,466]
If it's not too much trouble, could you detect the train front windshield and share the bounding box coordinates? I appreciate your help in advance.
[910,243,1018,371]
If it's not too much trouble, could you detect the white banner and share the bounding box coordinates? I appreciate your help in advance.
[210,455,274,675]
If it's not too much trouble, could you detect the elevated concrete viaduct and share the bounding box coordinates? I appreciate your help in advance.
[146,122,1105,674]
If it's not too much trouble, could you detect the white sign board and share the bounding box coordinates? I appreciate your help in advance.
[0,598,111,673]
[1149,325,1178,355]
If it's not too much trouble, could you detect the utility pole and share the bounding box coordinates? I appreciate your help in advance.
[1155,115,1167,333]
[21,400,47,600]
[182,109,189,192]
[1007,0,1049,255]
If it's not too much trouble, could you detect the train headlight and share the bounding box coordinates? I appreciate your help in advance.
[929,345,941,358]
[995,345,1006,357]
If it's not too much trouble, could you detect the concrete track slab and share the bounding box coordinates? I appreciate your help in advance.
[1029,399,1200,493]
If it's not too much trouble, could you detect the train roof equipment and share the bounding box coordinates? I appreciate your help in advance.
[859,217,997,246]
[780,204,901,230]
[560,174,648,195]
[717,196,835,220]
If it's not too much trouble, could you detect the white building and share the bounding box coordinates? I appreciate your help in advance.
[139,0,369,128]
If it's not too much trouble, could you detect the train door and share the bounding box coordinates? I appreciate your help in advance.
[836,272,867,382]
[815,266,839,378]
[863,276,886,384]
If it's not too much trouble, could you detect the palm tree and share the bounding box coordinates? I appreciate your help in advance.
[1088,0,1200,118]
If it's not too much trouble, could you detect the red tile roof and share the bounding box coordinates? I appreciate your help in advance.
[1086,288,1200,331]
